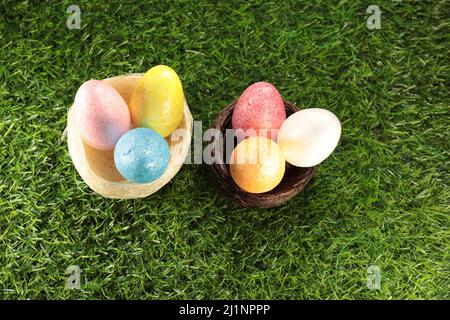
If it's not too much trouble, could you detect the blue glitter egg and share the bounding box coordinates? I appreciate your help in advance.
[114,128,170,184]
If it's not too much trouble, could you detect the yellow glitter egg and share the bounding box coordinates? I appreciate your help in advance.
[129,65,184,137]
[230,137,285,194]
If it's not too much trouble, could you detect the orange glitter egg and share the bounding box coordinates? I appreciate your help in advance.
[229,137,285,194]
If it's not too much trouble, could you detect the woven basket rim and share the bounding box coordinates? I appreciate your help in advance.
[206,99,315,208]
[67,73,193,199]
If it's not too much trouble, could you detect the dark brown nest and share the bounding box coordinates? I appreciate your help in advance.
[206,100,315,208]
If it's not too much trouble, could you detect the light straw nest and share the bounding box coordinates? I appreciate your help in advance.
[66,73,193,199]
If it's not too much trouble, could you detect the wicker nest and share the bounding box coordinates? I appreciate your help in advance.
[67,74,193,199]
[206,100,315,208]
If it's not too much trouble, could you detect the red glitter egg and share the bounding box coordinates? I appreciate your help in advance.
[231,82,286,141]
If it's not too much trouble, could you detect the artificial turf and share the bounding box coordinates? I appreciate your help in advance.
[0,0,448,299]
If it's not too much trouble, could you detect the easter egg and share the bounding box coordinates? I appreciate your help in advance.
[129,65,184,137]
[114,128,170,184]
[232,82,286,140]
[277,108,341,167]
[73,80,131,150]
[230,137,285,193]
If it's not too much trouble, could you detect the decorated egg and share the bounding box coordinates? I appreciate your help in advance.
[229,136,285,193]
[277,108,341,167]
[73,79,131,150]
[232,82,286,140]
[129,65,184,137]
[114,128,170,184]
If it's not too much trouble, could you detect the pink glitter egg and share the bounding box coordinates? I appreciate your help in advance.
[73,80,131,150]
[231,82,286,141]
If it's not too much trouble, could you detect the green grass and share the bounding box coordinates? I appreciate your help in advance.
[0,0,448,299]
